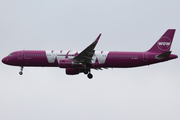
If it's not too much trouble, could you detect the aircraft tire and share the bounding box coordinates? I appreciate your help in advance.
[87,73,93,79]
[83,70,89,74]
[19,71,23,75]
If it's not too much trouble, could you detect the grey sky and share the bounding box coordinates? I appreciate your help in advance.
[0,0,180,120]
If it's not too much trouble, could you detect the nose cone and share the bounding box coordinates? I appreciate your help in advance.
[2,57,8,64]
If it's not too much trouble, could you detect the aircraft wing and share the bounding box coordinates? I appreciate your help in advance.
[73,34,101,64]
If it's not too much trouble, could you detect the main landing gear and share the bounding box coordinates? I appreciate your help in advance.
[19,66,23,75]
[83,69,93,79]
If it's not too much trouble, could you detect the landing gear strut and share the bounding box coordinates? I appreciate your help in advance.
[19,66,23,75]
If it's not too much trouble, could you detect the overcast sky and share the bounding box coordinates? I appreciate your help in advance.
[0,0,180,120]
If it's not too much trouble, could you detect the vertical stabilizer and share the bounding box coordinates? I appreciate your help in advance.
[147,29,175,53]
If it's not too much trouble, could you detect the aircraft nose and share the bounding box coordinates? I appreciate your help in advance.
[2,57,8,64]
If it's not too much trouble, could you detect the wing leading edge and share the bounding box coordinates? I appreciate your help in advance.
[73,34,101,64]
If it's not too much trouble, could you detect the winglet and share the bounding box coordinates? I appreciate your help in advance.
[94,34,102,43]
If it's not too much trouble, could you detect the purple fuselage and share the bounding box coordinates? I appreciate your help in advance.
[2,50,178,68]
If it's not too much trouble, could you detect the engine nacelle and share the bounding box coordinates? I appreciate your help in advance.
[66,68,79,75]
[59,59,73,68]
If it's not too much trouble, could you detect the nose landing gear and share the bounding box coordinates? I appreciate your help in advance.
[19,66,23,75]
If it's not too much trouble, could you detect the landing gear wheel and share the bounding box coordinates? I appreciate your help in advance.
[83,70,89,74]
[19,71,23,75]
[87,73,93,79]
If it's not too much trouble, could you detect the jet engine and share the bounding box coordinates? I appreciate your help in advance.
[66,68,79,75]
[59,59,73,68]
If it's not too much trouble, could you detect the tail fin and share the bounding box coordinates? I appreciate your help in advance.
[147,29,176,53]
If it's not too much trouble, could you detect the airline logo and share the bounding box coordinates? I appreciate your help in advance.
[157,37,171,51]
[45,50,109,64]
[158,42,170,46]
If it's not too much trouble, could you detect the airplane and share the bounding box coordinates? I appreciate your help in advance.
[2,29,178,79]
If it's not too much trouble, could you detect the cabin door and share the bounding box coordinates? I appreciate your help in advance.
[18,51,23,59]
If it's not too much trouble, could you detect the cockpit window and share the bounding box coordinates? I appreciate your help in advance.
[9,54,13,56]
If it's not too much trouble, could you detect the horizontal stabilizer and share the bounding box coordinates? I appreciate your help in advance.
[156,51,171,59]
